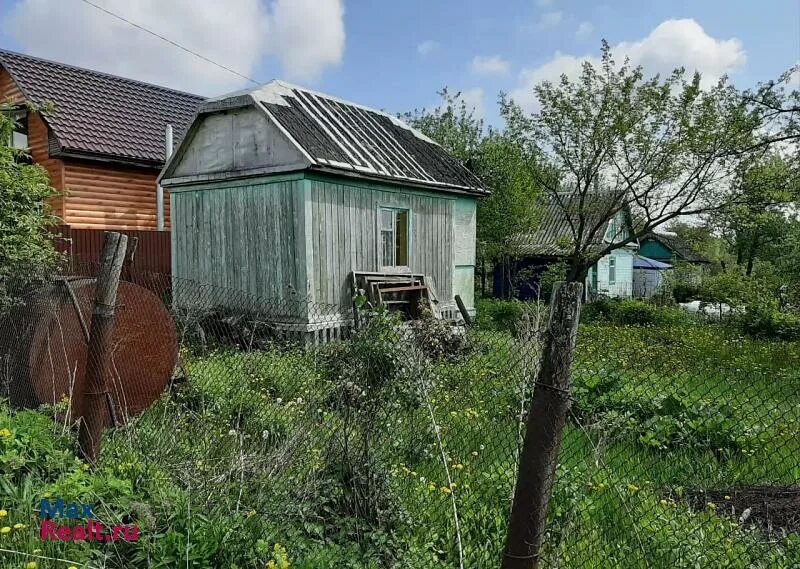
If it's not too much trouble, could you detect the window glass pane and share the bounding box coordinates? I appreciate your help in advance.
[608,257,616,285]
[381,230,394,266]
[395,210,408,266]
[380,208,393,231]
[11,131,28,149]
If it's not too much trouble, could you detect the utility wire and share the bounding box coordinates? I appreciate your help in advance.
[78,0,261,86]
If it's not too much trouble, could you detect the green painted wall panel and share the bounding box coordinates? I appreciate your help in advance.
[640,239,673,262]
[171,173,478,318]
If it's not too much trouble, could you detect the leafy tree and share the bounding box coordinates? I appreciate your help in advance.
[403,90,542,291]
[712,154,799,275]
[743,66,800,153]
[504,42,762,281]
[0,103,59,301]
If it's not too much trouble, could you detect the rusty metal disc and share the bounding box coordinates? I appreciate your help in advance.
[4,277,177,425]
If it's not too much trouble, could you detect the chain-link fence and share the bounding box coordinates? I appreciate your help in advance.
[0,265,798,568]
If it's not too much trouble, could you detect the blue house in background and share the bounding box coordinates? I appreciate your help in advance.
[493,193,639,300]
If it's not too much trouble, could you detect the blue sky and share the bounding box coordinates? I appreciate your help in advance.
[1,0,798,126]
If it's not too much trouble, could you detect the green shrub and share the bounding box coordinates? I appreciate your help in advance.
[475,298,524,331]
[672,283,701,303]
[583,299,690,326]
[739,305,800,341]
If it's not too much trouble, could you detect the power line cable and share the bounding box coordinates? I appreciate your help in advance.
[78,0,261,85]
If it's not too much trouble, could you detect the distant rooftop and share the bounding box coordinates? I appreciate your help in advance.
[0,49,205,166]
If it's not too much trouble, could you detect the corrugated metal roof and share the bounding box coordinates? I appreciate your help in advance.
[0,49,204,165]
[510,192,626,257]
[202,80,488,195]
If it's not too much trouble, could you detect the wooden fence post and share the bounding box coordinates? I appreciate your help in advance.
[502,281,583,569]
[78,231,128,461]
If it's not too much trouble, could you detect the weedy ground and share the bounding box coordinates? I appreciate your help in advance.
[0,308,798,568]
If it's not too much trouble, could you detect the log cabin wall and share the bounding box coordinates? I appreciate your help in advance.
[1,68,65,219]
[2,68,167,231]
[61,160,166,230]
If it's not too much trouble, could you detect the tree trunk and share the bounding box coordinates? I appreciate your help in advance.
[502,282,583,569]
[745,235,759,276]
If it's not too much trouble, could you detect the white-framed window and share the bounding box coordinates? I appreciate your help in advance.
[7,109,28,150]
[379,207,409,268]
[608,256,616,285]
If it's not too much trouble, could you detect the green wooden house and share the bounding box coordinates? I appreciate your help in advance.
[158,81,488,337]
[639,232,710,266]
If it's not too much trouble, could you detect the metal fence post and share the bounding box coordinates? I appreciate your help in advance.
[78,231,128,461]
[502,281,583,569]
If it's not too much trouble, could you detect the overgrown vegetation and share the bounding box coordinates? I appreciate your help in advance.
[0,104,60,305]
[1,306,798,568]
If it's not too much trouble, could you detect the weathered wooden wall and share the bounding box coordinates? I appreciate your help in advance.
[170,176,304,309]
[309,176,457,309]
[169,172,478,322]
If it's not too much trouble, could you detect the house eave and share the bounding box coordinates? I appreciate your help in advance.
[307,165,488,198]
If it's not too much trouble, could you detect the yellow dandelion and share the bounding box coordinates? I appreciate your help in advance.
[440,486,452,495]
[0,510,6,518]
[26,563,38,569]
[0,428,11,439]
[0,526,10,534]
[453,463,464,470]
[471,451,478,457]
[707,502,716,510]
[659,499,668,506]
[42,493,51,499]
[626,484,639,493]
[32,550,40,555]
[13,523,25,529]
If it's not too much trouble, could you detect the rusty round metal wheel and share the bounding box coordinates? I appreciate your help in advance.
[3,277,178,426]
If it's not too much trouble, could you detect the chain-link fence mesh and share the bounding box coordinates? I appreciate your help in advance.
[0,265,798,568]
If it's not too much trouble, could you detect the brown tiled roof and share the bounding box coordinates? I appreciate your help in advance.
[510,192,626,256]
[0,49,204,166]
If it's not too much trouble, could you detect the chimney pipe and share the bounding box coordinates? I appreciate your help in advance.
[157,124,174,232]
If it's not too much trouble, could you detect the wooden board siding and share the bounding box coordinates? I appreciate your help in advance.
[453,197,477,311]
[170,178,303,309]
[309,176,456,309]
[3,68,168,230]
[0,68,23,103]
[62,161,165,230]
[2,69,65,219]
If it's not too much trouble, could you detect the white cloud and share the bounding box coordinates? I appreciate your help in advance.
[265,0,345,84]
[538,11,562,29]
[417,40,439,57]
[3,0,345,96]
[436,87,484,120]
[512,19,746,112]
[575,22,593,41]
[471,55,510,76]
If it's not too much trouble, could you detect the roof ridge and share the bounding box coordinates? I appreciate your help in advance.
[213,79,438,145]
[0,48,205,100]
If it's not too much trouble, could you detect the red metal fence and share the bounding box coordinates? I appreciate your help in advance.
[52,226,171,291]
